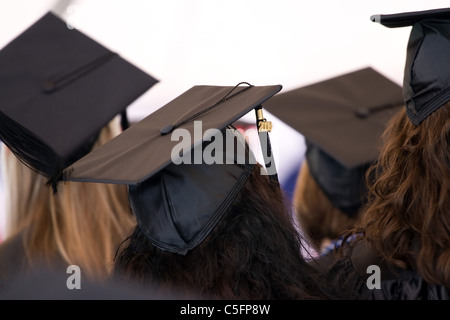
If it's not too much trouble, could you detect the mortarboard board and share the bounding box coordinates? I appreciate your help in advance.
[63,83,282,255]
[0,11,158,191]
[263,67,403,215]
[371,7,450,125]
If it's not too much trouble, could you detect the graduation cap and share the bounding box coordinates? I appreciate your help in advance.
[63,83,282,255]
[263,67,403,216]
[0,11,159,191]
[371,7,450,125]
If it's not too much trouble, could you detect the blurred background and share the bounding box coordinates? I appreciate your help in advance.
[1,0,449,240]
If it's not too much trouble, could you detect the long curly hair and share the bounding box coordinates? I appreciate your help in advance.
[354,102,450,288]
[112,164,339,299]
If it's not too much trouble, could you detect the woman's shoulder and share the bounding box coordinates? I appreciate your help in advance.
[309,237,367,299]
[318,237,450,300]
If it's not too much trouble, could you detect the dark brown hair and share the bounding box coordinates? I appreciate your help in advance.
[112,164,339,299]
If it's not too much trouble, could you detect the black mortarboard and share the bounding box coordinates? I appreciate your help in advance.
[371,7,450,125]
[263,67,403,215]
[63,83,282,255]
[0,11,158,191]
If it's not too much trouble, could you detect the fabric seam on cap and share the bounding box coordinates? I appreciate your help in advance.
[408,87,450,125]
[183,163,255,254]
[149,163,255,255]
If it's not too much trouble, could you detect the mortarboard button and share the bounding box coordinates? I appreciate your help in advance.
[42,81,57,93]
[160,124,174,135]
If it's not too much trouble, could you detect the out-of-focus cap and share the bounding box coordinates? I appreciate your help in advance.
[0,11,158,190]
[263,67,403,169]
[263,67,403,215]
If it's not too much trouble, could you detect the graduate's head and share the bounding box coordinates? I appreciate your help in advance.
[64,83,282,255]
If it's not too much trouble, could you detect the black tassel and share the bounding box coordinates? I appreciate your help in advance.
[120,110,129,131]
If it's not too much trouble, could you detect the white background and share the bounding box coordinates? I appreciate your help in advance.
[1,0,449,239]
